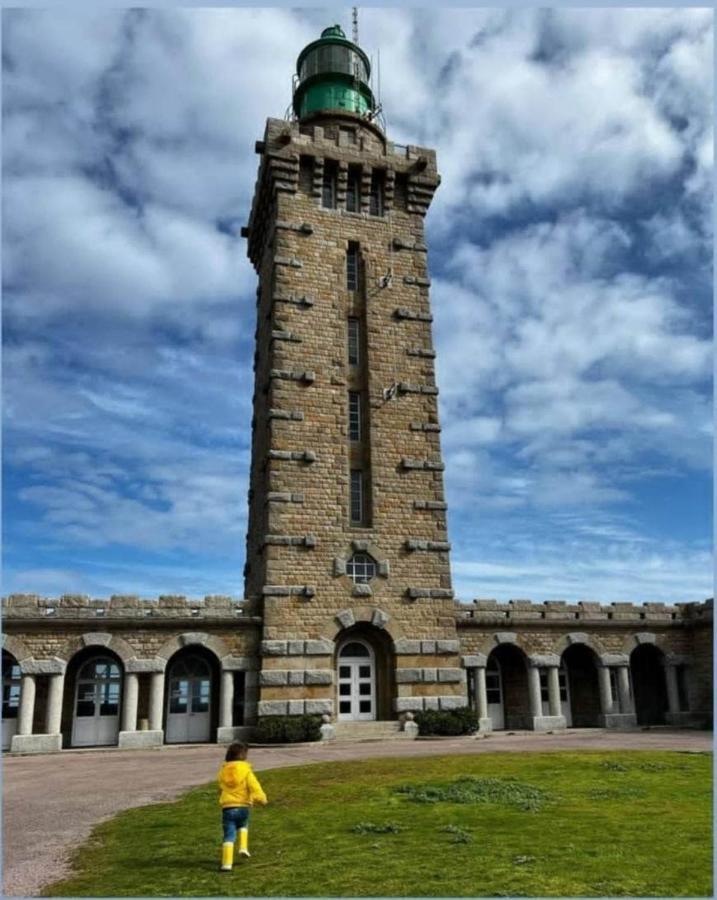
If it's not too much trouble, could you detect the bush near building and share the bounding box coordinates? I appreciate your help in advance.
[414,707,479,736]
[255,714,322,743]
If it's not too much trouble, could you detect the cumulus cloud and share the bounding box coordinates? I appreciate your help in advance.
[2,8,712,601]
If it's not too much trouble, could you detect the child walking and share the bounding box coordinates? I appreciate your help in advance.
[218,741,268,872]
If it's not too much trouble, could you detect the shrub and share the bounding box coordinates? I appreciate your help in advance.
[413,706,478,736]
[255,713,322,743]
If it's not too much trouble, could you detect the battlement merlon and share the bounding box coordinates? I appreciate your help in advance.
[455,598,713,626]
[2,594,260,623]
[243,117,440,271]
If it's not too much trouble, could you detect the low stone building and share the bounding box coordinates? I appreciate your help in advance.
[2,26,712,753]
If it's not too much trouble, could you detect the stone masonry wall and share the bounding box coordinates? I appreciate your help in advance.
[243,115,460,716]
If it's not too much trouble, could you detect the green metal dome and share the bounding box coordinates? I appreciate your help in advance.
[293,25,376,122]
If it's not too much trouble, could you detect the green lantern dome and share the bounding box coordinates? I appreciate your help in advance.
[293,25,377,123]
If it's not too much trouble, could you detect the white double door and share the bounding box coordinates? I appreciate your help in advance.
[337,641,376,721]
[72,657,121,747]
[165,655,212,743]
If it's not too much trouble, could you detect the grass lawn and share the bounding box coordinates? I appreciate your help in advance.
[45,750,712,897]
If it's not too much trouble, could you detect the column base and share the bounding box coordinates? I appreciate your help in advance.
[216,726,256,743]
[600,713,637,729]
[118,730,164,749]
[10,733,62,754]
[478,717,493,734]
[320,723,336,741]
[531,715,567,732]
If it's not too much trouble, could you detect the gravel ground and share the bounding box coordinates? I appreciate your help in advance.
[2,728,711,898]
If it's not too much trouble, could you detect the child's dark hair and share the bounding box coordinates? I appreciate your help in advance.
[225,742,248,762]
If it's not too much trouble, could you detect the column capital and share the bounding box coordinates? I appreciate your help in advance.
[598,653,630,668]
[528,654,560,668]
[461,654,486,668]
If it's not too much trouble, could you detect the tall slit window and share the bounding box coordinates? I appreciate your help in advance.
[347,318,360,366]
[346,166,361,212]
[348,391,361,441]
[322,160,337,209]
[346,242,359,291]
[350,470,364,525]
[369,170,384,216]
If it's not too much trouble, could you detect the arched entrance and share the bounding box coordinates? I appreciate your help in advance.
[2,652,21,750]
[71,655,122,747]
[337,639,375,721]
[486,644,530,730]
[334,625,394,721]
[540,665,572,726]
[165,649,219,743]
[562,644,601,727]
[631,644,668,726]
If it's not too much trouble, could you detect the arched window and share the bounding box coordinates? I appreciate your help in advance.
[346,552,376,584]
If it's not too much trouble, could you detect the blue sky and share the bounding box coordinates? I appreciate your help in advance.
[2,7,713,604]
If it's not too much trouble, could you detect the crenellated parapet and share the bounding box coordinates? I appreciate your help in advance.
[243,117,440,270]
[2,594,259,622]
[456,598,713,626]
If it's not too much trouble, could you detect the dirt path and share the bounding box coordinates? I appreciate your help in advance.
[2,728,711,898]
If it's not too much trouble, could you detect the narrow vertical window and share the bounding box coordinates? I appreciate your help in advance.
[369,170,384,216]
[346,242,359,291]
[322,160,337,209]
[347,318,360,366]
[539,670,548,703]
[346,166,361,212]
[350,470,363,524]
[348,391,361,441]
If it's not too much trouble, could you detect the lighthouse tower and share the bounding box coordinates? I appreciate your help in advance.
[242,25,462,724]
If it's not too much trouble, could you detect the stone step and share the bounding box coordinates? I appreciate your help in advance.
[332,720,413,742]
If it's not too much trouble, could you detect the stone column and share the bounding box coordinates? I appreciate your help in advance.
[547,666,562,717]
[121,673,139,732]
[17,674,36,736]
[45,673,65,735]
[664,664,680,715]
[528,665,542,720]
[617,666,634,714]
[220,670,234,730]
[597,666,614,715]
[474,666,488,721]
[149,671,165,731]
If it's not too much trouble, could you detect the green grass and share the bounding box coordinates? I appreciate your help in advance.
[45,750,712,897]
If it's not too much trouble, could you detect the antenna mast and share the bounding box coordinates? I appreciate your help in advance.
[352,7,359,44]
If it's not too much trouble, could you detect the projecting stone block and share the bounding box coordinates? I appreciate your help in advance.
[371,609,389,629]
[394,639,422,655]
[287,700,305,715]
[273,255,303,268]
[261,640,288,656]
[438,668,463,683]
[288,641,305,655]
[413,500,447,510]
[353,583,373,597]
[268,409,305,421]
[288,670,305,686]
[394,697,423,713]
[436,640,460,654]
[305,700,333,715]
[305,640,333,655]
[336,609,355,629]
[273,293,314,308]
[396,668,422,684]
[421,668,437,682]
[421,641,436,654]
[258,701,288,716]
[438,696,465,710]
[305,670,333,685]
[377,560,390,577]
[260,670,289,686]
[394,308,433,323]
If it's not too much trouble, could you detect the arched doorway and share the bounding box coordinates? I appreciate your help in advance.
[562,644,601,727]
[71,655,122,747]
[631,644,668,726]
[337,639,376,721]
[165,649,218,743]
[486,644,530,730]
[335,625,394,721]
[2,652,21,750]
